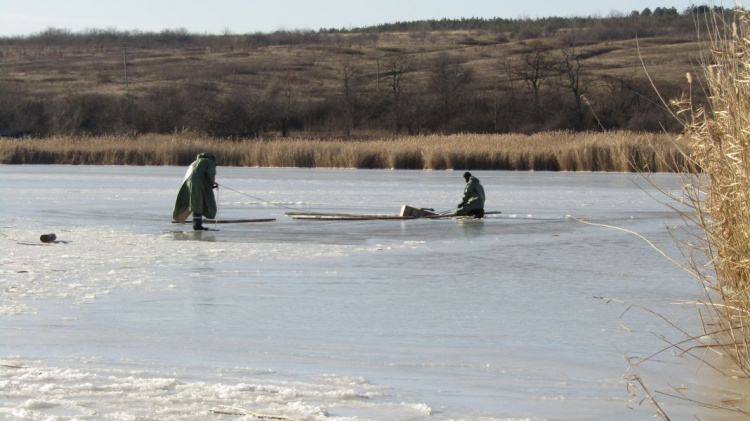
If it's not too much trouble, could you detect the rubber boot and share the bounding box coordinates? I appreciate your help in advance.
[193,214,208,231]
[468,209,484,219]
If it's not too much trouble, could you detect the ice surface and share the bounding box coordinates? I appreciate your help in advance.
[1,165,747,420]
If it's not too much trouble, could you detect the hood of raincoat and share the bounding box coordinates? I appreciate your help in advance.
[172,154,218,222]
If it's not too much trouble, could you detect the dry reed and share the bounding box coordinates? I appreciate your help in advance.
[672,8,750,378]
[0,131,689,172]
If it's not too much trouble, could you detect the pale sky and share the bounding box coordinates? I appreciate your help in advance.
[0,0,734,37]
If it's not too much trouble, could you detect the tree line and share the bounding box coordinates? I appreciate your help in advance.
[0,6,730,48]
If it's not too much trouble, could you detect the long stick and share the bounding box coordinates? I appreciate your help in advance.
[180,218,276,224]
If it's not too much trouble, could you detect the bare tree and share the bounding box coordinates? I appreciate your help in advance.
[341,62,360,137]
[557,46,588,129]
[516,41,554,122]
[429,54,473,129]
[488,59,520,132]
[402,93,431,135]
[270,73,299,137]
[385,57,408,134]
[598,72,640,129]
[206,85,272,138]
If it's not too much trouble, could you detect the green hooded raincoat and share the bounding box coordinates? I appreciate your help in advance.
[172,153,217,222]
[456,176,485,216]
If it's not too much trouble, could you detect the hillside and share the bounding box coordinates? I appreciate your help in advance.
[0,8,725,138]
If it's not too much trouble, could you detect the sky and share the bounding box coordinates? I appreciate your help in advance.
[0,0,730,37]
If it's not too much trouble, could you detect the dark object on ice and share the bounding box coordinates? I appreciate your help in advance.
[40,233,57,243]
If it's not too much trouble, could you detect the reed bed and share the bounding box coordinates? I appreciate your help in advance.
[0,131,689,172]
[673,9,750,378]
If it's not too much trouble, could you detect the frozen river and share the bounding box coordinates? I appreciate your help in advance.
[0,165,745,420]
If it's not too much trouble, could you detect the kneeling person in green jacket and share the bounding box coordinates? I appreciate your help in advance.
[456,172,485,218]
[173,153,218,230]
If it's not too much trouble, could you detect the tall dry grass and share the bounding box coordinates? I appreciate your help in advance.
[672,8,750,378]
[615,9,750,418]
[0,130,689,172]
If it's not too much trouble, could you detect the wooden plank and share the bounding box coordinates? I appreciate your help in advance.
[284,211,500,220]
[179,218,276,224]
[285,212,416,220]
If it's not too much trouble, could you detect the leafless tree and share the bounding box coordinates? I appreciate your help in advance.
[429,53,473,129]
[597,72,640,129]
[270,73,300,137]
[516,41,554,122]
[489,59,520,132]
[341,62,360,137]
[557,46,588,129]
[385,57,408,134]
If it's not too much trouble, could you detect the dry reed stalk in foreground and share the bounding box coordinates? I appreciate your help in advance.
[668,8,750,381]
[611,10,750,419]
[0,131,689,172]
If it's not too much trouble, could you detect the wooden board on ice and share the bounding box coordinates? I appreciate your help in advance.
[285,212,422,220]
[285,210,501,220]
[178,218,276,224]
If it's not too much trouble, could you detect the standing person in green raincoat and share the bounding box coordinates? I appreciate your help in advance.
[172,153,218,230]
[456,172,485,218]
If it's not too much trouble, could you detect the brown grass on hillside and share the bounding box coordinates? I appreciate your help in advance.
[0,22,701,137]
[0,131,689,172]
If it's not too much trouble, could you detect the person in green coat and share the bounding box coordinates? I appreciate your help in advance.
[456,172,485,218]
[172,153,218,230]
